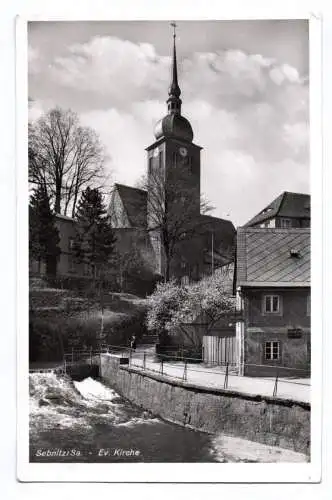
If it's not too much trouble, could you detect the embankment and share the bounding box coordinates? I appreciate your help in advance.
[100,354,310,455]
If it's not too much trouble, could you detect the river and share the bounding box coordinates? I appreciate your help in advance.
[29,372,307,463]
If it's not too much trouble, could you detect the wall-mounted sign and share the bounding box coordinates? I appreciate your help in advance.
[287,328,303,339]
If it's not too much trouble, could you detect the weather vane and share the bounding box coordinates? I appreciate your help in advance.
[170,21,177,38]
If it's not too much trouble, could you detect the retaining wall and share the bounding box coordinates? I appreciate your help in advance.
[99,354,310,455]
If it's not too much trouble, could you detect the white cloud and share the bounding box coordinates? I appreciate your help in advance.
[28,98,53,122]
[31,35,309,225]
[50,36,170,106]
[283,122,309,158]
[269,64,300,86]
[28,45,43,75]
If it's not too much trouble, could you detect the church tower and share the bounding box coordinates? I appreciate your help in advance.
[146,24,202,277]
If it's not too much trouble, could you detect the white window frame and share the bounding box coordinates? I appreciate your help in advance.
[264,341,280,361]
[263,294,281,314]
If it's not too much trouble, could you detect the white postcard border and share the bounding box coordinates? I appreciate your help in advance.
[16,8,322,483]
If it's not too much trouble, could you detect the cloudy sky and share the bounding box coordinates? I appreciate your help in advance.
[28,20,309,226]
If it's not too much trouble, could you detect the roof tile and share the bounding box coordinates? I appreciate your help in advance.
[236,228,310,286]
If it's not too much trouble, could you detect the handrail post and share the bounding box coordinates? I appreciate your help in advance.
[224,362,229,389]
[71,347,74,364]
[273,370,279,397]
[183,360,188,382]
[143,352,146,371]
[160,358,164,376]
[90,345,92,366]
[129,348,132,366]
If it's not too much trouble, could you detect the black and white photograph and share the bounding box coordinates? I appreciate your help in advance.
[17,14,322,482]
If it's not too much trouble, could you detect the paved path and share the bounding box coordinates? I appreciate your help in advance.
[129,356,310,403]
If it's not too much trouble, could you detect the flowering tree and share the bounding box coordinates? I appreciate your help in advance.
[147,269,236,347]
[169,274,236,346]
[146,280,187,341]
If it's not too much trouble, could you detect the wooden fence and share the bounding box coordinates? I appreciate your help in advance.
[202,335,237,366]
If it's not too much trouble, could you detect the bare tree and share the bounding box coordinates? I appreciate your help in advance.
[29,107,108,216]
[139,163,212,282]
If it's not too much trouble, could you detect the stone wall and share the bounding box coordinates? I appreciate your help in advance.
[100,354,310,455]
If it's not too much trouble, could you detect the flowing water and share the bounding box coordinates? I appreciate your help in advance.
[29,372,307,463]
[29,372,222,462]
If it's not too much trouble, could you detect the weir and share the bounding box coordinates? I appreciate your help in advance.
[99,353,310,456]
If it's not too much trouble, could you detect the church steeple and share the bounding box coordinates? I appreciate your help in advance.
[167,22,182,115]
[153,22,194,142]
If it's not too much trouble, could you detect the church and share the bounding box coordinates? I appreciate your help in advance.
[107,28,236,284]
[31,28,236,289]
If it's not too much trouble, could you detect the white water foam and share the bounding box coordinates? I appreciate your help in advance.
[73,377,119,401]
[29,373,161,434]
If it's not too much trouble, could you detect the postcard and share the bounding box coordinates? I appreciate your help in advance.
[17,11,322,483]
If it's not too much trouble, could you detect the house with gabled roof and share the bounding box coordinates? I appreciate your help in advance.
[235,226,310,377]
[244,191,310,229]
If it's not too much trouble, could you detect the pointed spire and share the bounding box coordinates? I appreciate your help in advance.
[167,22,182,115]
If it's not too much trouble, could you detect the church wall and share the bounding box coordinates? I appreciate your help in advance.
[108,189,130,228]
[164,139,201,217]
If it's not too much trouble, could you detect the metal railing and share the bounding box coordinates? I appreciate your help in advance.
[30,345,310,401]
[126,350,310,401]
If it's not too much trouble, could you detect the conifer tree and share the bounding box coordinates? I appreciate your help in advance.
[29,185,60,276]
[74,186,116,346]
[74,187,116,280]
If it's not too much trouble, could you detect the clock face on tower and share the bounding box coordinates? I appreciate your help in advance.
[179,146,188,157]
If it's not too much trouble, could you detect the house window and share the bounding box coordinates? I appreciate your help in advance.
[280,218,292,228]
[265,341,280,361]
[263,294,280,313]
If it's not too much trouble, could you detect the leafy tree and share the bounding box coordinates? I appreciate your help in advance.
[113,243,157,294]
[138,162,212,282]
[29,107,107,216]
[29,185,61,276]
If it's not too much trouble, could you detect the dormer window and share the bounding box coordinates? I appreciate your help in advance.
[290,249,301,258]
